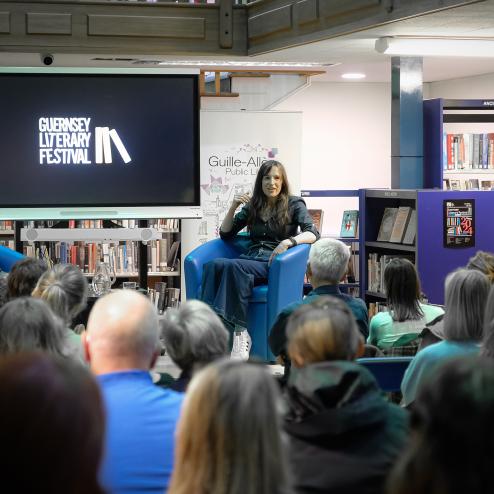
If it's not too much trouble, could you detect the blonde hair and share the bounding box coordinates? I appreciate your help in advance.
[287,296,361,365]
[168,360,290,494]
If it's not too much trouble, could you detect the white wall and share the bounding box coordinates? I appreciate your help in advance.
[428,72,494,99]
[274,81,391,235]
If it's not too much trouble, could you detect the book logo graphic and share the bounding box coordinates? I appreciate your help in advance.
[38,117,131,165]
[94,127,132,164]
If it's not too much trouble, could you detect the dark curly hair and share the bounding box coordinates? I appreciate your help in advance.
[7,258,48,299]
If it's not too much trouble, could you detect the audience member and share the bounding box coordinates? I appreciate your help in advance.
[466,250,494,283]
[168,359,291,494]
[401,268,489,407]
[161,299,229,391]
[85,290,184,494]
[0,297,65,355]
[0,276,7,309]
[0,351,105,494]
[32,263,88,361]
[7,257,47,299]
[269,238,368,361]
[481,285,494,358]
[284,296,409,494]
[388,357,494,494]
[368,259,444,354]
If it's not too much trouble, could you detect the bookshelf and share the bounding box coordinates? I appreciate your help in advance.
[0,221,15,250]
[360,188,494,305]
[360,189,417,305]
[302,190,360,297]
[424,99,494,190]
[12,219,181,294]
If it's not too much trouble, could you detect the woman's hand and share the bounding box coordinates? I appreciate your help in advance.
[233,193,251,208]
[268,239,291,265]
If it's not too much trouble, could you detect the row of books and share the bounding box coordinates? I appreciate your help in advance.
[0,240,14,249]
[20,218,180,231]
[148,283,181,314]
[0,221,13,231]
[22,239,180,275]
[444,133,494,170]
[23,242,138,274]
[377,207,416,244]
[443,178,494,190]
[367,253,413,294]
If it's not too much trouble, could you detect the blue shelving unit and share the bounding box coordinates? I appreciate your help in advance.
[360,188,494,305]
[301,189,360,297]
[424,98,494,189]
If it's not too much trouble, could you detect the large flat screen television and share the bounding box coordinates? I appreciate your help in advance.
[0,68,201,220]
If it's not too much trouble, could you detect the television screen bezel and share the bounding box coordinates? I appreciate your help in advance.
[0,67,202,220]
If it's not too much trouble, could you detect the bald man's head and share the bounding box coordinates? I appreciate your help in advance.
[85,290,160,373]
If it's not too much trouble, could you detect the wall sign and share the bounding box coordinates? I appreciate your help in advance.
[444,199,475,248]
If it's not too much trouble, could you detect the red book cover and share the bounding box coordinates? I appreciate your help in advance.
[447,134,453,169]
[70,246,77,265]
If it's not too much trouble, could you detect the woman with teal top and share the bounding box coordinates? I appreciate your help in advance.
[367,258,444,352]
[401,268,490,407]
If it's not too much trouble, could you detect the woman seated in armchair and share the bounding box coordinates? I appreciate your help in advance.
[200,160,319,360]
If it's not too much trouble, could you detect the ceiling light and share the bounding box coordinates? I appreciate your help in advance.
[157,60,329,68]
[341,73,366,79]
[375,37,494,57]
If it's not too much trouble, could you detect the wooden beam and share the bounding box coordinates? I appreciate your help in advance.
[199,71,206,95]
[200,92,240,98]
[214,71,221,95]
[0,1,248,56]
[198,68,325,76]
[247,0,484,55]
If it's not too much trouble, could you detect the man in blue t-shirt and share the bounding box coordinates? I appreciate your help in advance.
[269,238,368,360]
[85,290,184,494]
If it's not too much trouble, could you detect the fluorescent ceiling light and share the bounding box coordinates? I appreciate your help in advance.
[158,60,328,68]
[375,37,494,57]
[341,73,366,79]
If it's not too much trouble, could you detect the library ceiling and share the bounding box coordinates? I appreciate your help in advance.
[0,0,493,82]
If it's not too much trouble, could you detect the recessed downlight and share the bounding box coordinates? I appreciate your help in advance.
[341,73,366,79]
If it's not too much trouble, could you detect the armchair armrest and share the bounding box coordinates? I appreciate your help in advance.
[0,246,25,272]
[266,244,310,329]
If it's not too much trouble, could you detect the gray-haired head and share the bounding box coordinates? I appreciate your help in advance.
[161,300,229,373]
[32,264,88,326]
[0,297,65,356]
[444,268,490,342]
[308,238,350,285]
[86,290,160,372]
[481,285,494,358]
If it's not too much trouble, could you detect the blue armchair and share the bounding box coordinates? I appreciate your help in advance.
[0,245,25,272]
[185,236,310,361]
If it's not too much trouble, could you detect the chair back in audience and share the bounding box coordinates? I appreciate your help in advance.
[0,246,25,272]
[357,356,413,392]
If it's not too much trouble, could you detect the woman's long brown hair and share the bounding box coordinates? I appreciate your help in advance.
[168,360,291,494]
[247,160,291,235]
